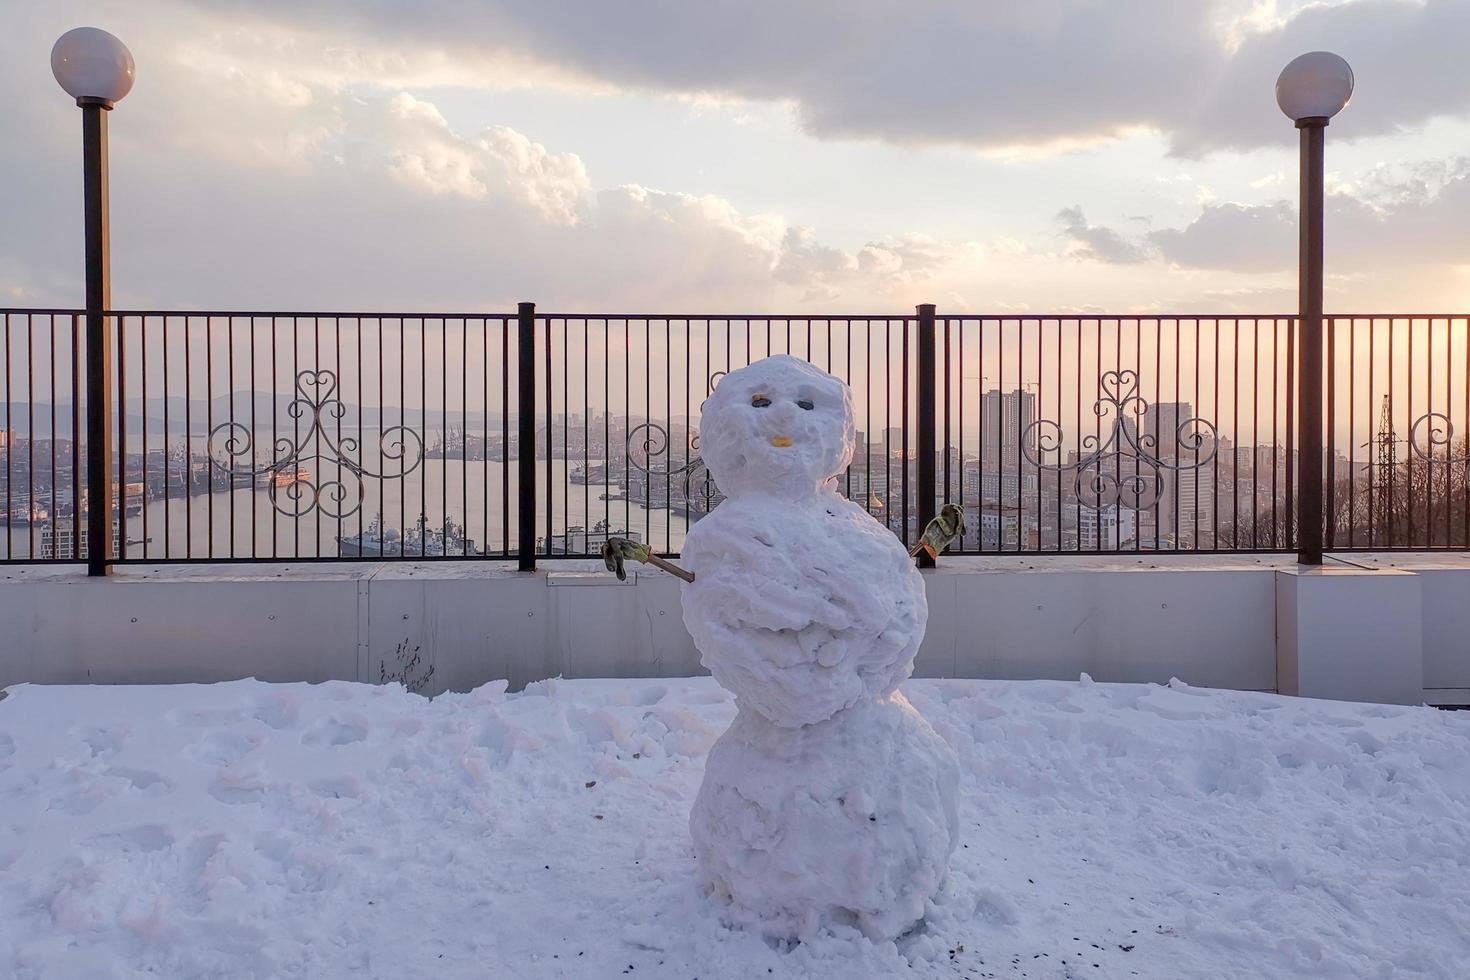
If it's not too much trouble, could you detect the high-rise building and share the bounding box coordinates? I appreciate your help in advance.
[1145,402,1193,460]
[979,388,1036,469]
[881,427,906,457]
[1173,467,1215,540]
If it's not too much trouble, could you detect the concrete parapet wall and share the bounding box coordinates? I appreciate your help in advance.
[1,554,1463,705]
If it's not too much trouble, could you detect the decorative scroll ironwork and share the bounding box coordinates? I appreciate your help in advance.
[626,372,723,515]
[626,422,721,516]
[1410,412,1470,468]
[209,369,424,519]
[1022,369,1218,510]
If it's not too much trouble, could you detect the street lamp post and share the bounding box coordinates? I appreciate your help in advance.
[1277,52,1353,566]
[52,27,134,576]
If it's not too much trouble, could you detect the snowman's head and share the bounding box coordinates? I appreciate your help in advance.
[698,355,855,500]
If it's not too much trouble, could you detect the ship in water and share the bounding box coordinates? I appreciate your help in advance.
[0,494,48,525]
[570,463,608,485]
[337,511,483,558]
[269,467,311,489]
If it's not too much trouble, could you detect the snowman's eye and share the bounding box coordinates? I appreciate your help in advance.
[796,399,814,411]
[751,394,771,408]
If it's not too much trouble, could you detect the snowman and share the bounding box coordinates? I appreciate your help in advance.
[681,355,960,942]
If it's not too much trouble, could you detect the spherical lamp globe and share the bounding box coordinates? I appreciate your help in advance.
[1276,52,1353,122]
[51,27,135,106]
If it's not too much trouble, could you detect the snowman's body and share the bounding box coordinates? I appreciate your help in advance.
[681,355,959,942]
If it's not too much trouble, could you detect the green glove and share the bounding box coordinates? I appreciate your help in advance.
[911,504,967,561]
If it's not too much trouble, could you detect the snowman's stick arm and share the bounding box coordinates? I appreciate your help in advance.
[602,537,696,583]
[644,552,696,583]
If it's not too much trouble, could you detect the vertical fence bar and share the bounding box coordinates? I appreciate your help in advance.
[140,315,147,559]
[27,315,34,559]
[1402,317,1409,541]
[1287,321,1297,552]
[956,320,965,550]
[1382,320,1393,544]
[865,322,872,523]
[1442,317,1451,546]
[183,317,192,558]
[502,319,510,557]
[226,317,235,558]
[115,316,126,562]
[1346,318,1354,548]
[4,314,10,559]
[942,317,951,510]
[1324,316,1335,549]
[417,317,425,558]
[483,318,491,555]
[466,319,473,556]
[915,304,937,567]
[901,318,910,548]
[161,316,169,559]
[1328,320,1340,555]
[884,320,892,534]
[71,314,82,558]
[1365,318,1375,547]
[206,318,216,557]
[517,301,536,571]
[1211,321,1223,552]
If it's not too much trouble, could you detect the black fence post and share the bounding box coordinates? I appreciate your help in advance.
[81,100,113,576]
[1297,121,1326,565]
[916,303,937,568]
[517,301,536,571]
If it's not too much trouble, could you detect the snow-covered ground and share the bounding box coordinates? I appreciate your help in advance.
[2,675,1468,979]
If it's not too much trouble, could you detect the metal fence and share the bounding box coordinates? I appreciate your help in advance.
[1325,316,1470,550]
[0,311,84,562]
[2,307,1468,566]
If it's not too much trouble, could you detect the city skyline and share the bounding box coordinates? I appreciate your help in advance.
[0,365,1431,563]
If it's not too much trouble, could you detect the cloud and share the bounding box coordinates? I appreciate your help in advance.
[1151,158,1470,274]
[182,0,1470,155]
[774,227,857,300]
[1150,202,1295,272]
[857,235,955,286]
[1056,207,1151,264]
[382,93,591,224]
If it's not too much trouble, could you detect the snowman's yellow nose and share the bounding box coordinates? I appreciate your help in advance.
[769,436,793,448]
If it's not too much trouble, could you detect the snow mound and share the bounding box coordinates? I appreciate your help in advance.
[2,676,1468,979]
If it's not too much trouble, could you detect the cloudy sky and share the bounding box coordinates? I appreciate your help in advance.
[5,0,1470,315]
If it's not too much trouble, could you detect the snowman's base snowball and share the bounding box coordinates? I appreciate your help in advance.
[690,692,960,942]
